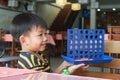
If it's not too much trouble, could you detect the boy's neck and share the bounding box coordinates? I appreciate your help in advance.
[21,49,44,61]
[21,49,38,55]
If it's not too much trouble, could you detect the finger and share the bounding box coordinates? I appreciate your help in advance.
[81,64,89,69]
[74,63,86,69]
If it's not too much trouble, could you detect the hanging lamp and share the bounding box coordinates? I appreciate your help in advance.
[56,0,67,5]
[71,3,81,11]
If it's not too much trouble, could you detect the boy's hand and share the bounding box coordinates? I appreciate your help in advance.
[68,63,89,74]
[62,58,89,74]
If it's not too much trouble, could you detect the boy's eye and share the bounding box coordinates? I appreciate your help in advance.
[45,33,49,35]
[37,32,49,37]
[38,34,42,36]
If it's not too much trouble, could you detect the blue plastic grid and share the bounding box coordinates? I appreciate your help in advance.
[62,29,112,64]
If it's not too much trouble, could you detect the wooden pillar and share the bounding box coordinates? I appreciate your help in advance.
[11,39,16,56]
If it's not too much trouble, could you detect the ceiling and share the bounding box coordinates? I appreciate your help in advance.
[33,0,120,5]
[95,0,120,11]
[98,0,120,5]
[27,0,120,10]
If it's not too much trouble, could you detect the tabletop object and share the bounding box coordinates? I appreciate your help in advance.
[62,29,112,64]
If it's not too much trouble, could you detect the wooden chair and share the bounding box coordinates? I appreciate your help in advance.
[0,40,19,67]
[90,40,120,74]
[105,40,120,57]
[108,26,120,41]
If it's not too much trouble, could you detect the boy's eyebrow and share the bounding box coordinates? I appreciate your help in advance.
[37,30,49,34]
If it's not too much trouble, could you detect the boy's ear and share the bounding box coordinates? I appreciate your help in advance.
[19,35,25,44]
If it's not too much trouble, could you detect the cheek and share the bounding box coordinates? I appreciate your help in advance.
[28,38,41,47]
[34,39,43,47]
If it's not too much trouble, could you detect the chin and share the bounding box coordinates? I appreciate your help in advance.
[39,48,45,51]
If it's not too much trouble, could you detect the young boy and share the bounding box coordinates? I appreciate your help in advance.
[10,13,88,74]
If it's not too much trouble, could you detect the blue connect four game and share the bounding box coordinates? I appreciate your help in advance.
[62,29,112,64]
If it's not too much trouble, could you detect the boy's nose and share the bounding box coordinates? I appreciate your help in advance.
[43,35,48,42]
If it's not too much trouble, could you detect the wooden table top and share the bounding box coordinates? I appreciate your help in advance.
[73,71,120,80]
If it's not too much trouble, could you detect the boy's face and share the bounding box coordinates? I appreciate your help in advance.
[23,26,48,53]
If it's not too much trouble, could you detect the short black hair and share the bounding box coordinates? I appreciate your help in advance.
[10,13,47,42]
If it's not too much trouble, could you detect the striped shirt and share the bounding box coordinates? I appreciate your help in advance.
[18,52,51,72]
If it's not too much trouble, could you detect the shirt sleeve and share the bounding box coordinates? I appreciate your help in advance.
[18,52,51,72]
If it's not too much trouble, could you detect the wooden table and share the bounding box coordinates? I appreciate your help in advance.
[0,67,108,80]
[73,71,120,80]
[0,67,120,80]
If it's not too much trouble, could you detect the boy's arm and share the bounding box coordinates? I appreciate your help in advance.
[52,61,88,74]
[52,61,69,73]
